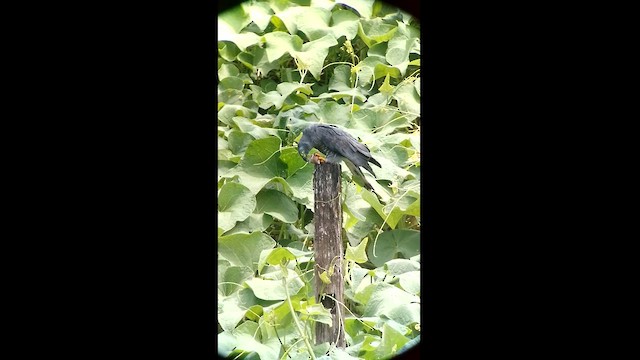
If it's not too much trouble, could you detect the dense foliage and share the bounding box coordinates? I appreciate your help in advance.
[218,1,421,359]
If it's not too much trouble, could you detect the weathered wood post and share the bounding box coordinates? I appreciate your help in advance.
[313,162,346,348]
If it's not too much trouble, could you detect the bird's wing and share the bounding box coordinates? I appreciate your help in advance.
[318,125,379,175]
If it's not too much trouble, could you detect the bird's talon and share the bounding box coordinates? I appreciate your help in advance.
[310,152,326,165]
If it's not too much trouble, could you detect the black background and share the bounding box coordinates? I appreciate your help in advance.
[10,0,621,358]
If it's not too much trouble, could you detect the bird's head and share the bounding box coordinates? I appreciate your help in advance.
[297,139,312,162]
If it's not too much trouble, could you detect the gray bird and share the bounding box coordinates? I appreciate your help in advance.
[297,124,381,191]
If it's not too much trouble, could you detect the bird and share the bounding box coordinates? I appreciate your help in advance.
[297,124,381,192]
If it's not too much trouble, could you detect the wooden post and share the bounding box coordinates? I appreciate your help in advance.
[313,162,346,348]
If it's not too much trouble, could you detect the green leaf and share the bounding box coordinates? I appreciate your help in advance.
[256,82,315,110]
[349,108,396,134]
[218,63,240,80]
[367,41,388,58]
[258,246,313,273]
[295,7,332,40]
[329,9,361,40]
[218,41,241,62]
[388,194,420,216]
[237,286,284,312]
[366,229,420,267]
[378,143,410,169]
[398,271,420,295]
[269,5,307,34]
[232,320,281,360]
[218,182,257,233]
[243,1,273,32]
[293,34,338,80]
[359,333,382,357]
[314,88,367,103]
[217,331,237,357]
[362,282,419,317]
[396,21,421,48]
[218,257,231,273]
[257,90,285,110]
[316,101,353,127]
[279,82,314,96]
[259,309,298,350]
[219,4,251,34]
[346,206,382,246]
[219,31,261,52]
[386,302,420,326]
[218,104,257,125]
[265,247,297,265]
[218,293,247,331]
[227,129,254,155]
[343,317,366,340]
[231,116,281,139]
[357,18,397,47]
[355,65,375,87]
[346,237,369,263]
[373,61,402,80]
[218,232,276,272]
[245,304,263,322]
[279,146,308,177]
[218,148,240,163]
[312,344,332,359]
[328,347,361,360]
[361,190,402,228]
[263,31,303,62]
[379,73,394,96]
[319,270,331,284]
[346,264,373,296]
[218,88,244,106]
[219,266,254,296]
[227,137,289,195]
[296,8,360,41]
[393,81,420,118]
[383,258,420,276]
[237,46,281,78]
[218,136,229,150]
[225,213,273,236]
[285,162,315,208]
[329,64,353,92]
[386,34,411,66]
[352,281,377,306]
[245,273,305,300]
[373,322,410,359]
[352,55,402,81]
[343,182,369,226]
[255,189,299,223]
[299,303,333,326]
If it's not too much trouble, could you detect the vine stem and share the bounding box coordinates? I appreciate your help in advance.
[273,323,292,359]
[321,61,355,71]
[283,270,317,360]
[280,338,305,360]
[324,293,376,333]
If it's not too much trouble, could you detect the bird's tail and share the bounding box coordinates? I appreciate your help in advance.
[344,160,377,194]
[369,156,382,168]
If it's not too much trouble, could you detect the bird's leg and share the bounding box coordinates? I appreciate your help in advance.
[310,152,326,165]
